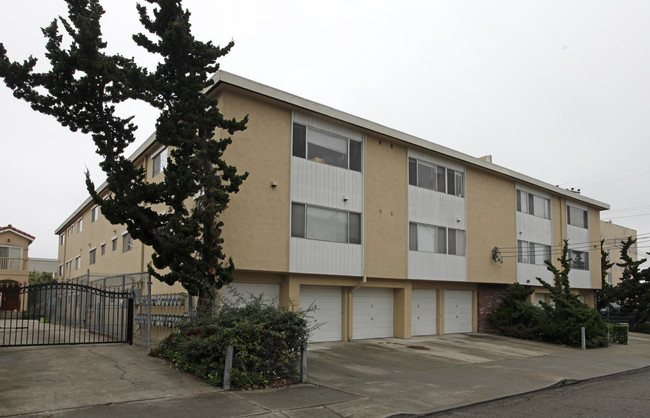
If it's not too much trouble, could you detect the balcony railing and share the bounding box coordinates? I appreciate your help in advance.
[0,257,27,271]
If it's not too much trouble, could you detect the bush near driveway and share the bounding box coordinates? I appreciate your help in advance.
[152,294,311,389]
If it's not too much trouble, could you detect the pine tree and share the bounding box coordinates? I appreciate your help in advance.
[536,240,606,347]
[615,238,649,325]
[597,239,616,311]
[0,0,247,318]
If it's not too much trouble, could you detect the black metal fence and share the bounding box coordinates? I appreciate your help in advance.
[0,283,133,347]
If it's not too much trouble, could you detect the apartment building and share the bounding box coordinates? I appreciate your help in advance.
[56,71,609,342]
[1,225,34,311]
[600,220,638,286]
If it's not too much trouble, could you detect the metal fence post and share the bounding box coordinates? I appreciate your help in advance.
[301,345,308,383]
[147,273,152,353]
[581,326,586,350]
[127,296,134,345]
[223,345,234,390]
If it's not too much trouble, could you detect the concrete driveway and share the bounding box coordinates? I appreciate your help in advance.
[2,333,650,417]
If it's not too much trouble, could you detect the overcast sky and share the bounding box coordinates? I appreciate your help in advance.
[1,0,649,261]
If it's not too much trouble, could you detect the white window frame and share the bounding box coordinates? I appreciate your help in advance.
[75,256,81,270]
[91,205,99,223]
[518,240,552,265]
[89,248,96,265]
[122,231,133,253]
[408,222,466,256]
[100,242,106,256]
[292,123,362,172]
[59,264,64,276]
[291,202,361,244]
[60,234,65,246]
[567,205,588,229]
[408,157,464,197]
[516,190,550,219]
[152,147,168,177]
[111,236,118,251]
[569,249,590,270]
[77,218,83,233]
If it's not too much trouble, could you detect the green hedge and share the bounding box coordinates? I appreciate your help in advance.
[152,294,310,389]
[608,324,628,345]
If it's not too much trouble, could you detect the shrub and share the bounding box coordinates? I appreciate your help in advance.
[607,324,628,345]
[152,294,310,389]
[488,283,543,340]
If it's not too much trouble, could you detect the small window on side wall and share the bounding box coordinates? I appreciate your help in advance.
[152,148,168,177]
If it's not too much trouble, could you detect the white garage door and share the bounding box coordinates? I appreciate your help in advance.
[412,289,437,336]
[444,290,472,334]
[221,282,280,306]
[300,286,342,342]
[353,288,394,339]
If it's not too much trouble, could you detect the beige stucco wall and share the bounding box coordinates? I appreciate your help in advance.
[588,208,602,289]
[364,135,408,279]
[215,87,291,273]
[600,220,638,286]
[465,166,516,284]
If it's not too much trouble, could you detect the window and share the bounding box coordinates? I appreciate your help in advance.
[517,240,552,265]
[77,218,83,233]
[567,206,588,228]
[0,246,23,270]
[59,264,63,276]
[409,222,466,256]
[569,250,589,270]
[112,237,117,251]
[60,234,65,246]
[100,243,106,256]
[291,203,361,244]
[292,123,362,172]
[408,158,464,197]
[122,233,133,252]
[89,249,96,265]
[75,256,81,270]
[91,206,99,223]
[152,147,168,177]
[516,190,550,219]
[68,226,73,236]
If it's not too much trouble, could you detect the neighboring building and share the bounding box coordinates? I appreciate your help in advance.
[600,220,638,286]
[0,225,34,311]
[29,258,59,279]
[55,71,609,342]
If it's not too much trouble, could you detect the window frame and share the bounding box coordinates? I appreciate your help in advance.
[74,256,81,270]
[516,190,550,219]
[567,205,588,229]
[100,242,106,256]
[291,202,362,244]
[569,249,590,270]
[122,232,133,253]
[408,222,466,256]
[91,205,99,223]
[152,147,169,178]
[408,157,464,197]
[111,237,118,252]
[89,248,96,265]
[292,123,362,172]
[517,240,552,265]
[77,218,83,233]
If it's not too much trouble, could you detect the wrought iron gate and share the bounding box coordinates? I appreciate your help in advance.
[0,283,133,347]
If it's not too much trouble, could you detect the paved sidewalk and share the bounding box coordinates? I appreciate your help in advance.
[1,333,650,417]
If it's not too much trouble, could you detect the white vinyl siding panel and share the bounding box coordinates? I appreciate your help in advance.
[408,186,466,229]
[290,237,363,276]
[444,290,472,334]
[412,289,437,336]
[517,263,554,286]
[516,212,553,244]
[408,251,466,281]
[291,157,363,212]
[353,288,394,339]
[300,286,343,342]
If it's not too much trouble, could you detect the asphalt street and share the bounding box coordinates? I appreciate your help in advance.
[430,366,650,417]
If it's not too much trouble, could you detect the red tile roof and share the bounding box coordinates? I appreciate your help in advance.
[0,224,36,242]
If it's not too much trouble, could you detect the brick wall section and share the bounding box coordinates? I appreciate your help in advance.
[477,284,507,332]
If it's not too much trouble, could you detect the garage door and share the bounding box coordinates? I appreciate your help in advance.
[444,290,472,334]
[412,289,437,336]
[300,286,342,342]
[221,283,280,306]
[353,287,394,339]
